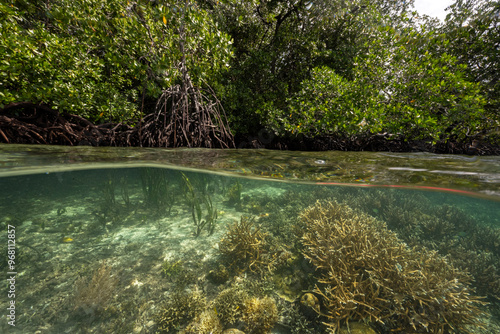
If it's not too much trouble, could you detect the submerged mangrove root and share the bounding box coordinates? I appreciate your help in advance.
[141,168,175,215]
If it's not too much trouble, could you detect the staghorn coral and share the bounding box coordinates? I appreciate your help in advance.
[73,261,118,316]
[300,200,486,333]
[156,290,206,333]
[341,190,500,300]
[242,296,278,334]
[446,245,500,299]
[219,216,275,273]
[338,322,377,334]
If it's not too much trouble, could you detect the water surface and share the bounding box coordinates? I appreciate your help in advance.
[1,144,499,333]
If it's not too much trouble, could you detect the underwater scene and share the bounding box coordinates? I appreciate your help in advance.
[0,146,500,334]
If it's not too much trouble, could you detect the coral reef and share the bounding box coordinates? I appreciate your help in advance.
[73,261,118,316]
[338,322,377,334]
[156,290,206,333]
[222,329,245,334]
[212,286,248,326]
[280,303,318,334]
[183,309,223,334]
[219,216,275,273]
[242,296,278,334]
[300,200,486,333]
[341,190,500,300]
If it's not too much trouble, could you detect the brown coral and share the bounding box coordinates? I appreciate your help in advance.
[242,296,278,334]
[300,200,486,333]
[212,286,248,326]
[156,290,206,333]
[183,309,223,334]
[219,216,275,273]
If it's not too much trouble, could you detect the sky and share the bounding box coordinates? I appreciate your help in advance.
[412,0,456,21]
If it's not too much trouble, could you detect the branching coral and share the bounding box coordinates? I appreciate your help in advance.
[300,200,486,333]
[242,296,278,334]
[183,309,223,334]
[341,190,500,300]
[219,216,276,273]
[156,290,206,333]
[212,287,248,326]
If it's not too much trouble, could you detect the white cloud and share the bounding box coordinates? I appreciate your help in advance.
[412,0,455,21]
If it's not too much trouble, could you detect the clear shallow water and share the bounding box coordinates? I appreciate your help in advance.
[0,144,499,333]
[1,144,499,199]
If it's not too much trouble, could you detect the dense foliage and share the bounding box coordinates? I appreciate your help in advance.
[1,0,498,147]
[0,0,232,122]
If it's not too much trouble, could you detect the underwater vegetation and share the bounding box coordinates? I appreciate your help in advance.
[299,200,487,333]
[141,168,175,215]
[182,172,218,237]
[207,263,231,285]
[2,168,498,334]
[225,180,242,208]
[73,261,118,316]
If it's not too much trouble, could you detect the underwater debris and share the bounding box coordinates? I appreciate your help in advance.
[73,261,118,316]
[242,296,278,334]
[156,290,206,333]
[300,200,487,333]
